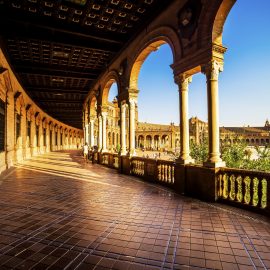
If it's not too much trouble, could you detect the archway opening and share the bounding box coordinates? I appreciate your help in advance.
[104,81,120,153]
[134,43,178,160]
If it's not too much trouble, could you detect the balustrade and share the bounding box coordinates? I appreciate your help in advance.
[131,158,145,176]
[113,154,119,169]
[102,153,109,165]
[217,168,269,211]
[157,161,175,184]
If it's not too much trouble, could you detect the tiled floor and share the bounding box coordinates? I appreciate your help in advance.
[0,151,270,270]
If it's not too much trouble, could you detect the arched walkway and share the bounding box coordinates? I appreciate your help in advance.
[0,150,269,269]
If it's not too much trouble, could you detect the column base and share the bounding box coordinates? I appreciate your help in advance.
[101,149,108,153]
[127,149,136,157]
[203,160,226,168]
[176,157,194,165]
[120,151,127,156]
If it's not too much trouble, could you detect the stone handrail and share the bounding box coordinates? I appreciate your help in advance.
[130,157,176,186]
[100,152,119,169]
[216,167,270,214]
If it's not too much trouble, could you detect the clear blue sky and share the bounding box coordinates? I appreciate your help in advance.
[109,0,270,127]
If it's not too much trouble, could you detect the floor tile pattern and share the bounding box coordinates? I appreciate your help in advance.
[0,151,270,270]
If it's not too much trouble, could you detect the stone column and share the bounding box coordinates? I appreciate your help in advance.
[57,130,60,150]
[30,115,36,156]
[90,118,95,147]
[98,114,103,151]
[85,124,89,145]
[203,60,225,167]
[101,111,108,152]
[129,98,136,156]
[45,124,49,152]
[39,123,43,153]
[21,109,26,160]
[51,126,55,151]
[176,74,194,164]
[120,102,127,155]
[5,92,15,168]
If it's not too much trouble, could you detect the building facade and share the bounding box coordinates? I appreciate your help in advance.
[97,102,270,153]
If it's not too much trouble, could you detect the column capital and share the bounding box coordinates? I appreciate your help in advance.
[174,74,192,91]
[129,98,137,107]
[127,88,139,101]
[127,88,140,95]
[202,60,223,80]
[101,111,108,117]
[121,101,128,110]
[100,105,108,113]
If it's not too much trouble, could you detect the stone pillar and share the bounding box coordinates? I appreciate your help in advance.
[98,114,103,151]
[101,111,108,152]
[203,60,225,167]
[39,123,43,153]
[90,119,95,147]
[6,92,15,168]
[129,98,136,156]
[45,124,48,152]
[176,74,194,164]
[120,101,127,155]
[21,109,26,160]
[51,126,55,151]
[30,115,36,156]
[57,130,60,150]
[85,124,89,145]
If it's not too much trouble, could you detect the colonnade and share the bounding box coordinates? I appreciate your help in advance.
[0,51,83,175]
[83,59,225,168]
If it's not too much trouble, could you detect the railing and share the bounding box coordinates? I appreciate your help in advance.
[157,160,175,184]
[101,153,109,165]
[131,158,145,176]
[93,152,99,163]
[100,152,119,169]
[112,154,119,169]
[216,168,270,212]
[96,153,270,216]
[130,157,175,186]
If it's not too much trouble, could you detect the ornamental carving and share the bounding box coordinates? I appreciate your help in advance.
[203,60,223,81]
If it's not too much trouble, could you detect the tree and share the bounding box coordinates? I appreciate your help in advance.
[190,138,208,164]
[221,140,247,169]
[190,139,270,172]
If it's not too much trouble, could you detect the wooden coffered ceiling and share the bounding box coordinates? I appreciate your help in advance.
[0,0,171,129]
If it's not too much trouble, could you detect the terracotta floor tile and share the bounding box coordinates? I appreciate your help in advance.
[0,150,269,270]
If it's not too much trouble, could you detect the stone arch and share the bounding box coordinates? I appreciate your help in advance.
[14,92,25,113]
[146,135,152,149]
[196,0,236,50]
[112,132,115,146]
[89,95,97,118]
[128,26,181,90]
[138,135,144,148]
[212,0,236,45]
[100,70,121,106]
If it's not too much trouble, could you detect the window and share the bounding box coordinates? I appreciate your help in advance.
[43,128,46,146]
[27,120,31,146]
[16,113,21,143]
[36,125,39,146]
[0,100,5,152]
